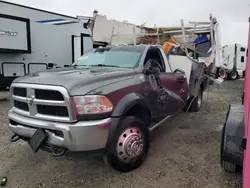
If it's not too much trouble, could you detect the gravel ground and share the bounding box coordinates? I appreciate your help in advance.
[0,90,8,101]
[0,80,243,188]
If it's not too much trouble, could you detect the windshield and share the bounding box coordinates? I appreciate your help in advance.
[72,47,143,68]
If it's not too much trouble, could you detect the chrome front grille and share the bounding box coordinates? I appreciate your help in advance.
[13,87,27,97]
[10,83,74,122]
[14,100,29,111]
[35,89,65,101]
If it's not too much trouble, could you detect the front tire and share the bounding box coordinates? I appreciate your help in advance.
[104,116,149,172]
[221,161,237,173]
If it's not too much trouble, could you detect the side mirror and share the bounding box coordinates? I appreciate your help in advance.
[83,23,88,29]
[174,68,185,74]
[144,66,154,75]
[48,63,54,68]
[143,60,153,75]
[143,59,162,74]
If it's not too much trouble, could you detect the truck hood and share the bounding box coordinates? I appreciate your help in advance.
[13,67,135,95]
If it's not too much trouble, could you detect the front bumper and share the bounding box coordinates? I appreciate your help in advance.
[8,109,112,151]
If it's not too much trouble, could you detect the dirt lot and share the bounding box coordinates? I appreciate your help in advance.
[0,80,243,188]
[0,90,8,101]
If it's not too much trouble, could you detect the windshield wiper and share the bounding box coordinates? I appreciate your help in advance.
[90,64,121,68]
[73,64,87,66]
[72,65,88,67]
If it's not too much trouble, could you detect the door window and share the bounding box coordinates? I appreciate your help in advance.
[144,47,165,72]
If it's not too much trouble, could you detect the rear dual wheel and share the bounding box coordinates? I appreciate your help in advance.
[218,68,227,80]
[189,89,203,112]
[104,116,149,172]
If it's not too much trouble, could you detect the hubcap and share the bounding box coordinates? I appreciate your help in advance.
[116,127,144,163]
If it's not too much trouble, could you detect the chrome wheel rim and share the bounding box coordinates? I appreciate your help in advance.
[116,127,144,163]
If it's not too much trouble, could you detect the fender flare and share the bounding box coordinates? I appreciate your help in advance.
[221,103,244,166]
[106,93,152,149]
[111,93,151,118]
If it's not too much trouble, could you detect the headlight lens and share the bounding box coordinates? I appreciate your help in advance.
[73,95,113,115]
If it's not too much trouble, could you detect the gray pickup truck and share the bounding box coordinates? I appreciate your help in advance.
[8,44,209,172]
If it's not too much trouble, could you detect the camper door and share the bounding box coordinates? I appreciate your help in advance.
[72,34,92,63]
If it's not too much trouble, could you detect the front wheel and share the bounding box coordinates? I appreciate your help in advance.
[104,116,149,172]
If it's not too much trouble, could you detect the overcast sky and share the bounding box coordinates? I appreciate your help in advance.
[5,0,250,46]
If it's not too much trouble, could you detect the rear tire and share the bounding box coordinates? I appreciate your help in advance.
[221,161,237,173]
[218,68,227,80]
[220,121,237,172]
[189,89,203,112]
[220,113,242,173]
[104,116,149,172]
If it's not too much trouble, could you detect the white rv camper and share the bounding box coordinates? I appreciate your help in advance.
[0,0,93,88]
[221,43,247,80]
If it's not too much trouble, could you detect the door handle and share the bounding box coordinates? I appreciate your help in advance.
[176,76,185,83]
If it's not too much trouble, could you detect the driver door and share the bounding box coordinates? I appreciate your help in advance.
[143,71,188,118]
[160,72,189,114]
[142,48,188,118]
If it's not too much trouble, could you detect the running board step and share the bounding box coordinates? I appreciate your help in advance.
[149,115,172,132]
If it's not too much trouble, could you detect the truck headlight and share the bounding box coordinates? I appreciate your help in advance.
[73,95,113,115]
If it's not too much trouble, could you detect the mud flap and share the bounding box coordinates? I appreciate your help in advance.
[221,103,245,167]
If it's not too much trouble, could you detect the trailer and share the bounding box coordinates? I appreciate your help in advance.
[220,16,250,188]
[221,43,247,80]
[0,0,93,88]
